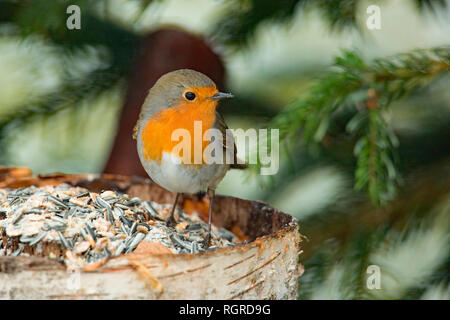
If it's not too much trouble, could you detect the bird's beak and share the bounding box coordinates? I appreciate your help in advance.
[209,92,234,100]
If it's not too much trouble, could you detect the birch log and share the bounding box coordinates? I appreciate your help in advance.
[0,168,303,299]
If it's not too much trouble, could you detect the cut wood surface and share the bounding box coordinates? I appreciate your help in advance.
[0,167,303,299]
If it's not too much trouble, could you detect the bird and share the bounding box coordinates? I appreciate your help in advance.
[133,69,247,248]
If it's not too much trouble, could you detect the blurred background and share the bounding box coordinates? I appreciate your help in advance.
[0,0,449,299]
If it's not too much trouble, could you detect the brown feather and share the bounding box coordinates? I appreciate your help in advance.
[214,112,248,170]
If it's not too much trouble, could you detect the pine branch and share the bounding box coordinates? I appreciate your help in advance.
[0,67,123,163]
[212,0,447,47]
[354,109,399,204]
[212,0,358,47]
[3,0,140,69]
[299,171,450,299]
[415,0,448,12]
[0,0,141,162]
[271,47,450,205]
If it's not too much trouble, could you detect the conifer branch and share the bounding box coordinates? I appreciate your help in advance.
[213,0,447,47]
[271,47,450,205]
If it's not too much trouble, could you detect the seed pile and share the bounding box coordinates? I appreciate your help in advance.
[0,184,239,268]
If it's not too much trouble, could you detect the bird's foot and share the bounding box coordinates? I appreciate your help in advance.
[202,233,211,249]
[166,216,177,227]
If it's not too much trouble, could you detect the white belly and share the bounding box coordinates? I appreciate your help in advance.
[139,151,229,194]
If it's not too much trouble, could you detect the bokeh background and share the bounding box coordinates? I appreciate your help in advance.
[0,0,449,299]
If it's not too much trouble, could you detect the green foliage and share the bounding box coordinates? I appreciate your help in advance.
[213,0,359,47]
[354,110,399,204]
[0,0,140,160]
[416,0,448,11]
[213,0,302,47]
[213,0,447,47]
[272,48,450,205]
[300,195,450,299]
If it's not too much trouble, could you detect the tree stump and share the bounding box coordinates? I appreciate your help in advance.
[0,167,303,299]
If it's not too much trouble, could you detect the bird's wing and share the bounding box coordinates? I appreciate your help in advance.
[132,124,138,140]
[132,111,144,140]
[214,111,248,169]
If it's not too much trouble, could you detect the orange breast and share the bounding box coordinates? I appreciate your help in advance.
[141,100,217,165]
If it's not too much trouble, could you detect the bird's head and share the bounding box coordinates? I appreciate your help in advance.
[142,69,232,114]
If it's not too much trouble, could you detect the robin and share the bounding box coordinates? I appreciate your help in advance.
[133,69,247,248]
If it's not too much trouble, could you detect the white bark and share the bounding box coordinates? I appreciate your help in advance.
[0,169,303,299]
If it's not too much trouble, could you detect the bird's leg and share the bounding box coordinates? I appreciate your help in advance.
[202,188,215,249]
[166,193,180,226]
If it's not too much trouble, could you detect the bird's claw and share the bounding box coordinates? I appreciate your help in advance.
[202,233,211,249]
[166,216,177,227]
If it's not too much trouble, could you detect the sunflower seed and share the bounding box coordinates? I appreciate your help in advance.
[119,215,132,228]
[51,216,68,226]
[29,231,46,246]
[130,221,137,235]
[67,239,74,249]
[120,222,129,236]
[170,234,191,250]
[102,196,118,204]
[113,206,124,218]
[76,191,90,198]
[48,195,69,209]
[143,201,159,217]
[85,222,96,241]
[95,196,111,210]
[125,232,145,253]
[11,211,24,225]
[106,208,114,223]
[80,228,88,240]
[114,241,126,255]
[68,207,77,217]
[9,197,22,206]
[191,241,198,254]
[58,231,70,249]
[124,197,141,207]
[124,234,135,248]
[187,223,202,231]
[20,234,35,243]
[104,247,111,257]
[47,222,67,231]
[25,209,43,215]
[76,212,86,218]
[114,203,129,210]
[11,247,23,256]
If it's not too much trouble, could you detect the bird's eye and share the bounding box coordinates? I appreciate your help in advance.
[185,91,196,101]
